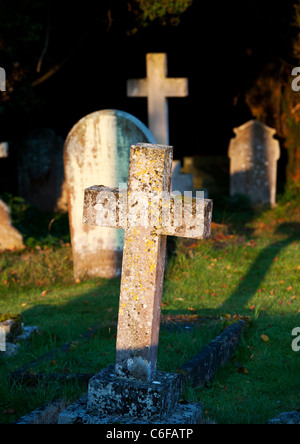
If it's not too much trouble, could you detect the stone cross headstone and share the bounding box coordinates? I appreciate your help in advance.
[64,109,155,279]
[228,120,280,207]
[83,143,212,382]
[127,53,188,145]
[58,143,212,424]
[58,143,212,423]
[0,142,24,251]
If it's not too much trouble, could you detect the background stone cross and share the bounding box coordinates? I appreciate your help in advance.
[127,53,188,145]
[83,143,212,382]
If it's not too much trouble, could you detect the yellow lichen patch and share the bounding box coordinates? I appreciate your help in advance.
[149,262,156,273]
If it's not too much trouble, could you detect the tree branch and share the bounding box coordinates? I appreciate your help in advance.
[36,24,50,73]
[31,61,65,87]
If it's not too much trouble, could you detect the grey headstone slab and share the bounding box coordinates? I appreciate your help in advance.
[228,120,280,206]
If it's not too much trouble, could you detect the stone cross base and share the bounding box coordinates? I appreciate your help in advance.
[58,365,202,424]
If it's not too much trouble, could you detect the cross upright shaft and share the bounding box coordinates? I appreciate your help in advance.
[115,144,172,382]
[83,143,213,383]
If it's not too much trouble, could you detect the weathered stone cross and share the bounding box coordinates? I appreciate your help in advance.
[83,143,212,383]
[127,53,188,145]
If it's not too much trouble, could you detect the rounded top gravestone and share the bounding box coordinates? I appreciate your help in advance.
[64,109,155,279]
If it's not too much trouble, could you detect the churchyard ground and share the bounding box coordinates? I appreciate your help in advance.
[0,189,299,424]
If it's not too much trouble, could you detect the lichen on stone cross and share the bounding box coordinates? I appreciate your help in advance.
[83,143,213,383]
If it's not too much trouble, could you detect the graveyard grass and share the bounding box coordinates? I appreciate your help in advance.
[0,188,299,424]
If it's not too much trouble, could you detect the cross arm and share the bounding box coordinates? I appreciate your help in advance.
[161,194,213,239]
[164,78,188,97]
[83,185,126,229]
[83,185,213,240]
[127,78,148,97]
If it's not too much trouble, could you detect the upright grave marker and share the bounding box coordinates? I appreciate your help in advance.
[127,53,188,145]
[0,142,24,251]
[58,143,212,423]
[83,143,212,382]
[0,67,6,91]
[64,110,155,279]
[0,141,8,158]
[228,120,280,207]
[18,128,66,212]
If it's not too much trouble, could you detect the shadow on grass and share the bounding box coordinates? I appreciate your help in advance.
[13,222,300,352]
[219,222,300,312]
[2,220,300,425]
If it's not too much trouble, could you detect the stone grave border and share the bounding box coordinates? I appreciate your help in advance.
[12,319,246,424]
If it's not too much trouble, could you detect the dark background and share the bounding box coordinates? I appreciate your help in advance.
[0,0,297,196]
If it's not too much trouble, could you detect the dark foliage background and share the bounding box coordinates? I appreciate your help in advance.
[0,0,299,193]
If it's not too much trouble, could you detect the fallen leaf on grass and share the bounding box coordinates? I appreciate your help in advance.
[237,366,249,374]
[261,334,269,342]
